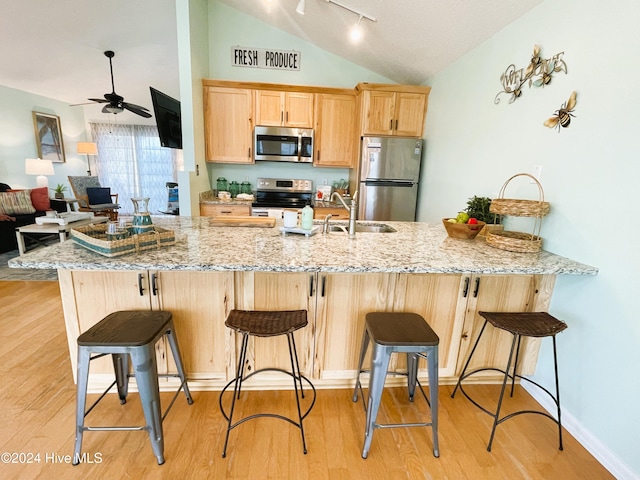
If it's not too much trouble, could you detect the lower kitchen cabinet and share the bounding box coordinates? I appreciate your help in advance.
[200,204,251,217]
[235,271,317,379]
[314,272,396,380]
[58,269,234,382]
[58,269,553,388]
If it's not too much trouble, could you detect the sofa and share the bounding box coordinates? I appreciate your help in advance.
[0,183,67,253]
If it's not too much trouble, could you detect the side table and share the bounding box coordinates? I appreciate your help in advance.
[15,215,108,255]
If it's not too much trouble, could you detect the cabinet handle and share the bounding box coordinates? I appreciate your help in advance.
[462,277,470,297]
[285,111,289,123]
[473,277,480,297]
[317,150,320,161]
[152,273,158,296]
[248,147,251,159]
[281,111,284,123]
[321,275,326,297]
[389,119,393,130]
[138,273,145,296]
[309,275,315,297]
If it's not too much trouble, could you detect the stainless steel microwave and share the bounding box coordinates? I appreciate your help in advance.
[254,126,314,163]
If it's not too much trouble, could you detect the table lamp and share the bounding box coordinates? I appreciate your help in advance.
[25,158,54,187]
[77,142,98,175]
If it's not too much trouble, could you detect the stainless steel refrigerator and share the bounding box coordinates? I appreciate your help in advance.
[358,136,423,221]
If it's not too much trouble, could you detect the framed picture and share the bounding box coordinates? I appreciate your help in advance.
[32,111,66,163]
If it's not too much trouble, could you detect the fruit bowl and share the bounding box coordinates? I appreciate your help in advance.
[442,218,486,239]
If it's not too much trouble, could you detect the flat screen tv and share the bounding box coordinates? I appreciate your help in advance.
[149,86,182,149]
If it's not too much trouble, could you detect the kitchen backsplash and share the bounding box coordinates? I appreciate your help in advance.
[206,162,349,193]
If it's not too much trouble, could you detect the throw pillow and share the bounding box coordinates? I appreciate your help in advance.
[0,190,36,215]
[86,187,113,206]
[29,187,51,211]
[7,187,51,211]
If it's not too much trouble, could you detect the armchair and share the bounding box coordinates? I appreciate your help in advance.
[68,176,120,221]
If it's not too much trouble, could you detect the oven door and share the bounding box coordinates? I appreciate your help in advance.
[251,208,284,218]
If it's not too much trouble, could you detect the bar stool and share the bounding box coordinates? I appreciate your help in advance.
[220,309,316,458]
[352,312,440,459]
[73,310,193,465]
[452,311,567,452]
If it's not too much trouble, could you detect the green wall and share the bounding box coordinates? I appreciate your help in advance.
[203,0,393,192]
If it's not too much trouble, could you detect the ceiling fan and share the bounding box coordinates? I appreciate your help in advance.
[82,50,151,118]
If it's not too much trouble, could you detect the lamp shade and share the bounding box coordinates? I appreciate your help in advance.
[25,158,54,176]
[77,142,98,155]
[25,158,54,187]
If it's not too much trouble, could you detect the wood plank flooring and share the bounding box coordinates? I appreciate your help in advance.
[0,280,614,479]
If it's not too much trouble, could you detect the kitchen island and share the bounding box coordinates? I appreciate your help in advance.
[10,216,597,391]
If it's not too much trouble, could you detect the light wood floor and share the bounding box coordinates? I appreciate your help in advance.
[0,280,614,479]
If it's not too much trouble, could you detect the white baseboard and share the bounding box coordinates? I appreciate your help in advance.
[522,383,639,480]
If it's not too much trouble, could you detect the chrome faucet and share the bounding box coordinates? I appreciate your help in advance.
[331,190,359,238]
[322,213,332,234]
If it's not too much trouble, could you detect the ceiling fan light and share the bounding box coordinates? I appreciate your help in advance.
[296,0,305,15]
[105,105,124,114]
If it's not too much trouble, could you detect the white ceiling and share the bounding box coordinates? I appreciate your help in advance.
[0,0,543,124]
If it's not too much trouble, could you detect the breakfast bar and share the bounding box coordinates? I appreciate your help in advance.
[9,216,597,391]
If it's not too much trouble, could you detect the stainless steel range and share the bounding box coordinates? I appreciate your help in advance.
[251,178,314,217]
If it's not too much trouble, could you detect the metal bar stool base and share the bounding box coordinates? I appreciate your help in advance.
[73,311,193,466]
[220,309,315,458]
[352,312,440,459]
[451,311,566,452]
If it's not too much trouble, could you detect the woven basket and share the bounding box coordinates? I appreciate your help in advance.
[71,223,176,257]
[486,173,550,254]
[486,230,543,253]
[490,173,550,217]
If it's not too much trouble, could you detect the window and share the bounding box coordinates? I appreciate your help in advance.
[90,123,179,214]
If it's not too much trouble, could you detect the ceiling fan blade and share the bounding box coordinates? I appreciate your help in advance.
[88,98,109,103]
[123,102,152,118]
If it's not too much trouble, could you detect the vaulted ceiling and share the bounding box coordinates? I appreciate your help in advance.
[0,0,543,124]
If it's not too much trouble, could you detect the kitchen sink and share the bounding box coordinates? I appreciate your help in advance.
[327,223,396,233]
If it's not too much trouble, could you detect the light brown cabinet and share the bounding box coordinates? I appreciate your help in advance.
[200,204,251,217]
[313,93,358,168]
[235,271,317,378]
[255,90,314,128]
[359,85,430,137]
[58,269,234,381]
[203,86,254,163]
[313,206,350,220]
[58,268,552,389]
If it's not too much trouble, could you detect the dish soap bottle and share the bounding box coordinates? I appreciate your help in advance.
[301,203,314,230]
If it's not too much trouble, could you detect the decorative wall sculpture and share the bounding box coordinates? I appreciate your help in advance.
[544,91,577,132]
[495,45,568,104]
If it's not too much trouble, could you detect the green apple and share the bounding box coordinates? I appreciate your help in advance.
[456,212,470,224]
[447,218,457,223]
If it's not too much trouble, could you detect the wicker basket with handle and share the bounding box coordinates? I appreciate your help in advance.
[486,173,550,253]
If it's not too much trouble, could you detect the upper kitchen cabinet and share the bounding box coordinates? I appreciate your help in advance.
[203,83,254,164]
[313,93,358,168]
[255,90,314,128]
[357,83,431,137]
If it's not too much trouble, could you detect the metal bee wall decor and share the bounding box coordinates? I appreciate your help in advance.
[495,45,568,104]
[544,91,577,131]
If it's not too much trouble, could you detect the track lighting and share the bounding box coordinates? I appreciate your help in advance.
[326,0,376,23]
[350,15,363,42]
[296,0,305,15]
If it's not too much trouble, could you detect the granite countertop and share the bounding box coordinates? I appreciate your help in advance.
[9,216,598,275]
[199,190,253,205]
